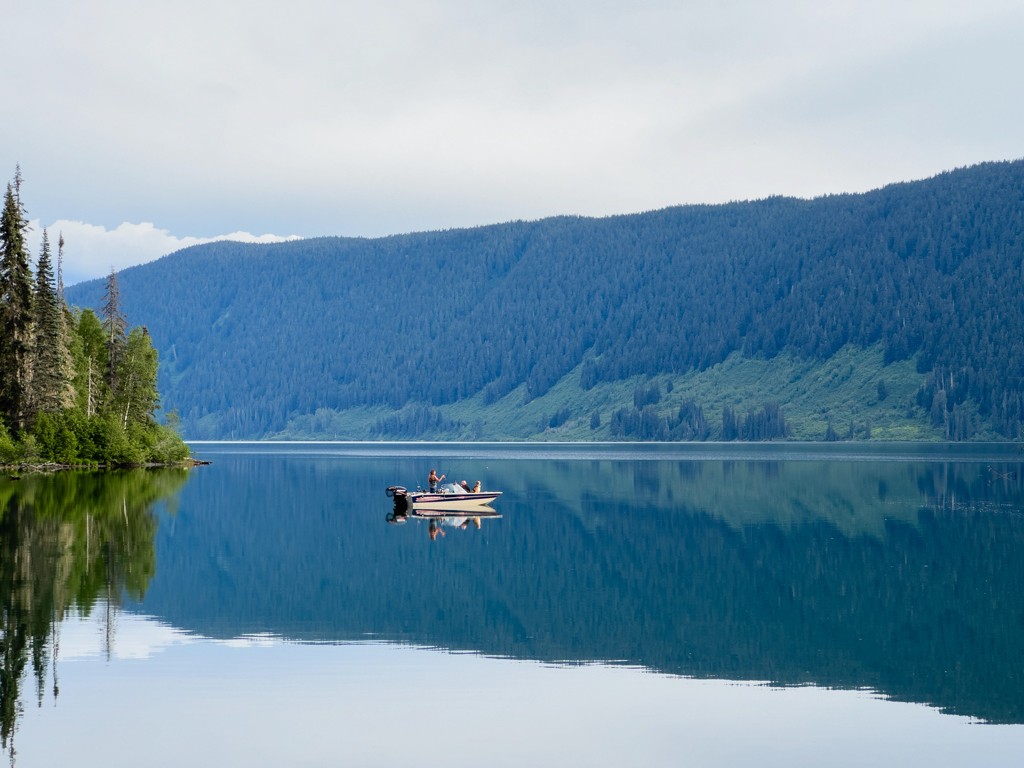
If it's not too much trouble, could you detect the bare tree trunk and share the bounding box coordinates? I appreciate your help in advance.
[121,354,136,429]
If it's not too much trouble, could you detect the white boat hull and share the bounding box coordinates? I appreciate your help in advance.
[408,491,502,514]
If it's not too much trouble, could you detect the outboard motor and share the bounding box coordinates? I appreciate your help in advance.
[386,486,409,515]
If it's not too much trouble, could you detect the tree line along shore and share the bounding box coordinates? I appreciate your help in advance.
[0,168,190,469]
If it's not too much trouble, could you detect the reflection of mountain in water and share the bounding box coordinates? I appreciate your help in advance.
[0,470,189,758]
[140,455,1024,723]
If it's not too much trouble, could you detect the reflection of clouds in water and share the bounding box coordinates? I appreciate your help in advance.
[217,634,280,649]
[58,608,197,661]
[16,635,1018,767]
[57,608,284,661]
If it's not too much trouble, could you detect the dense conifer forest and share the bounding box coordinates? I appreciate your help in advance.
[66,160,1024,441]
[0,169,189,465]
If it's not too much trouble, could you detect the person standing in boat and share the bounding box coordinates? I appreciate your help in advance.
[428,469,445,492]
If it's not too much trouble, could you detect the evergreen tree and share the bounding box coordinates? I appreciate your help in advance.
[825,419,838,441]
[55,234,76,392]
[0,168,35,429]
[29,230,72,417]
[100,268,127,393]
[56,232,65,308]
[0,172,188,467]
[722,406,739,441]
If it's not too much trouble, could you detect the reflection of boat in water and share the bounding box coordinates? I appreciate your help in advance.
[386,483,502,515]
[387,508,502,524]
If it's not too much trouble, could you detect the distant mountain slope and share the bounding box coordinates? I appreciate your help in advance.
[67,160,1024,440]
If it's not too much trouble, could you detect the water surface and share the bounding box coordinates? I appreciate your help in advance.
[3,443,1023,766]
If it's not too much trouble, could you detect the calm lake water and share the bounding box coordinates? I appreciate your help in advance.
[3,442,1024,766]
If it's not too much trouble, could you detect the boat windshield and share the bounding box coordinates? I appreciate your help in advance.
[439,483,461,494]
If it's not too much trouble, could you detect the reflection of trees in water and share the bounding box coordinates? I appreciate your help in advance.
[514,458,1024,539]
[0,470,188,762]
[139,456,1024,722]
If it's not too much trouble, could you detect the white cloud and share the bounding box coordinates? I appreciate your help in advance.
[24,219,301,285]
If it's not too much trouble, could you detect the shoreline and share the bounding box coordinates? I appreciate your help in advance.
[2,458,211,474]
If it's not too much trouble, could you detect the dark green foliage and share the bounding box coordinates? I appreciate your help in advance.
[633,383,661,409]
[580,360,597,390]
[610,405,669,440]
[32,411,79,463]
[369,405,460,438]
[100,268,127,392]
[670,400,710,440]
[947,404,977,441]
[590,410,600,429]
[864,420,872,440]
[931,390,948,428]
[741,402,792,441]
[65,160,1024,440]
[0,169,34,429]
[610,407,638,438]
[825,419,838,441]
[27,406,186,465]
[722,406,739,441]
[0,171,187,465]
[0,422,15,463]
[30,230,70,417]
[877,379,888,401]
[548,406,571,428]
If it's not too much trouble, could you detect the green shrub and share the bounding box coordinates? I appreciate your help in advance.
[146,423,190,463]
[0,421,16,464]
[16,433,40,463]
[93,414,144,465]
[33,411,81,464]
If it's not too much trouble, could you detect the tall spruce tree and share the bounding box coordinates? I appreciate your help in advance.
[56,232,65,307]
[0,167,35,429]
[30,230,72,417]
[100,267,127,394]
[55,232,75,389]
[825,418,838,442]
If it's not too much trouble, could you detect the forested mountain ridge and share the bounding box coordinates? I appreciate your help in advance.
[66,160,1024,440]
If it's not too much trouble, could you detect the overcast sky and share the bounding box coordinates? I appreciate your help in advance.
[3,0,1023,283]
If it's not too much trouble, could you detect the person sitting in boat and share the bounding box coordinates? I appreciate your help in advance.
[428,469,445,492]
[460,480,471,492]
[471,481,481,493]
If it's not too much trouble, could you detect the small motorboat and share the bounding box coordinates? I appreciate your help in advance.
[386,483,502,516]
